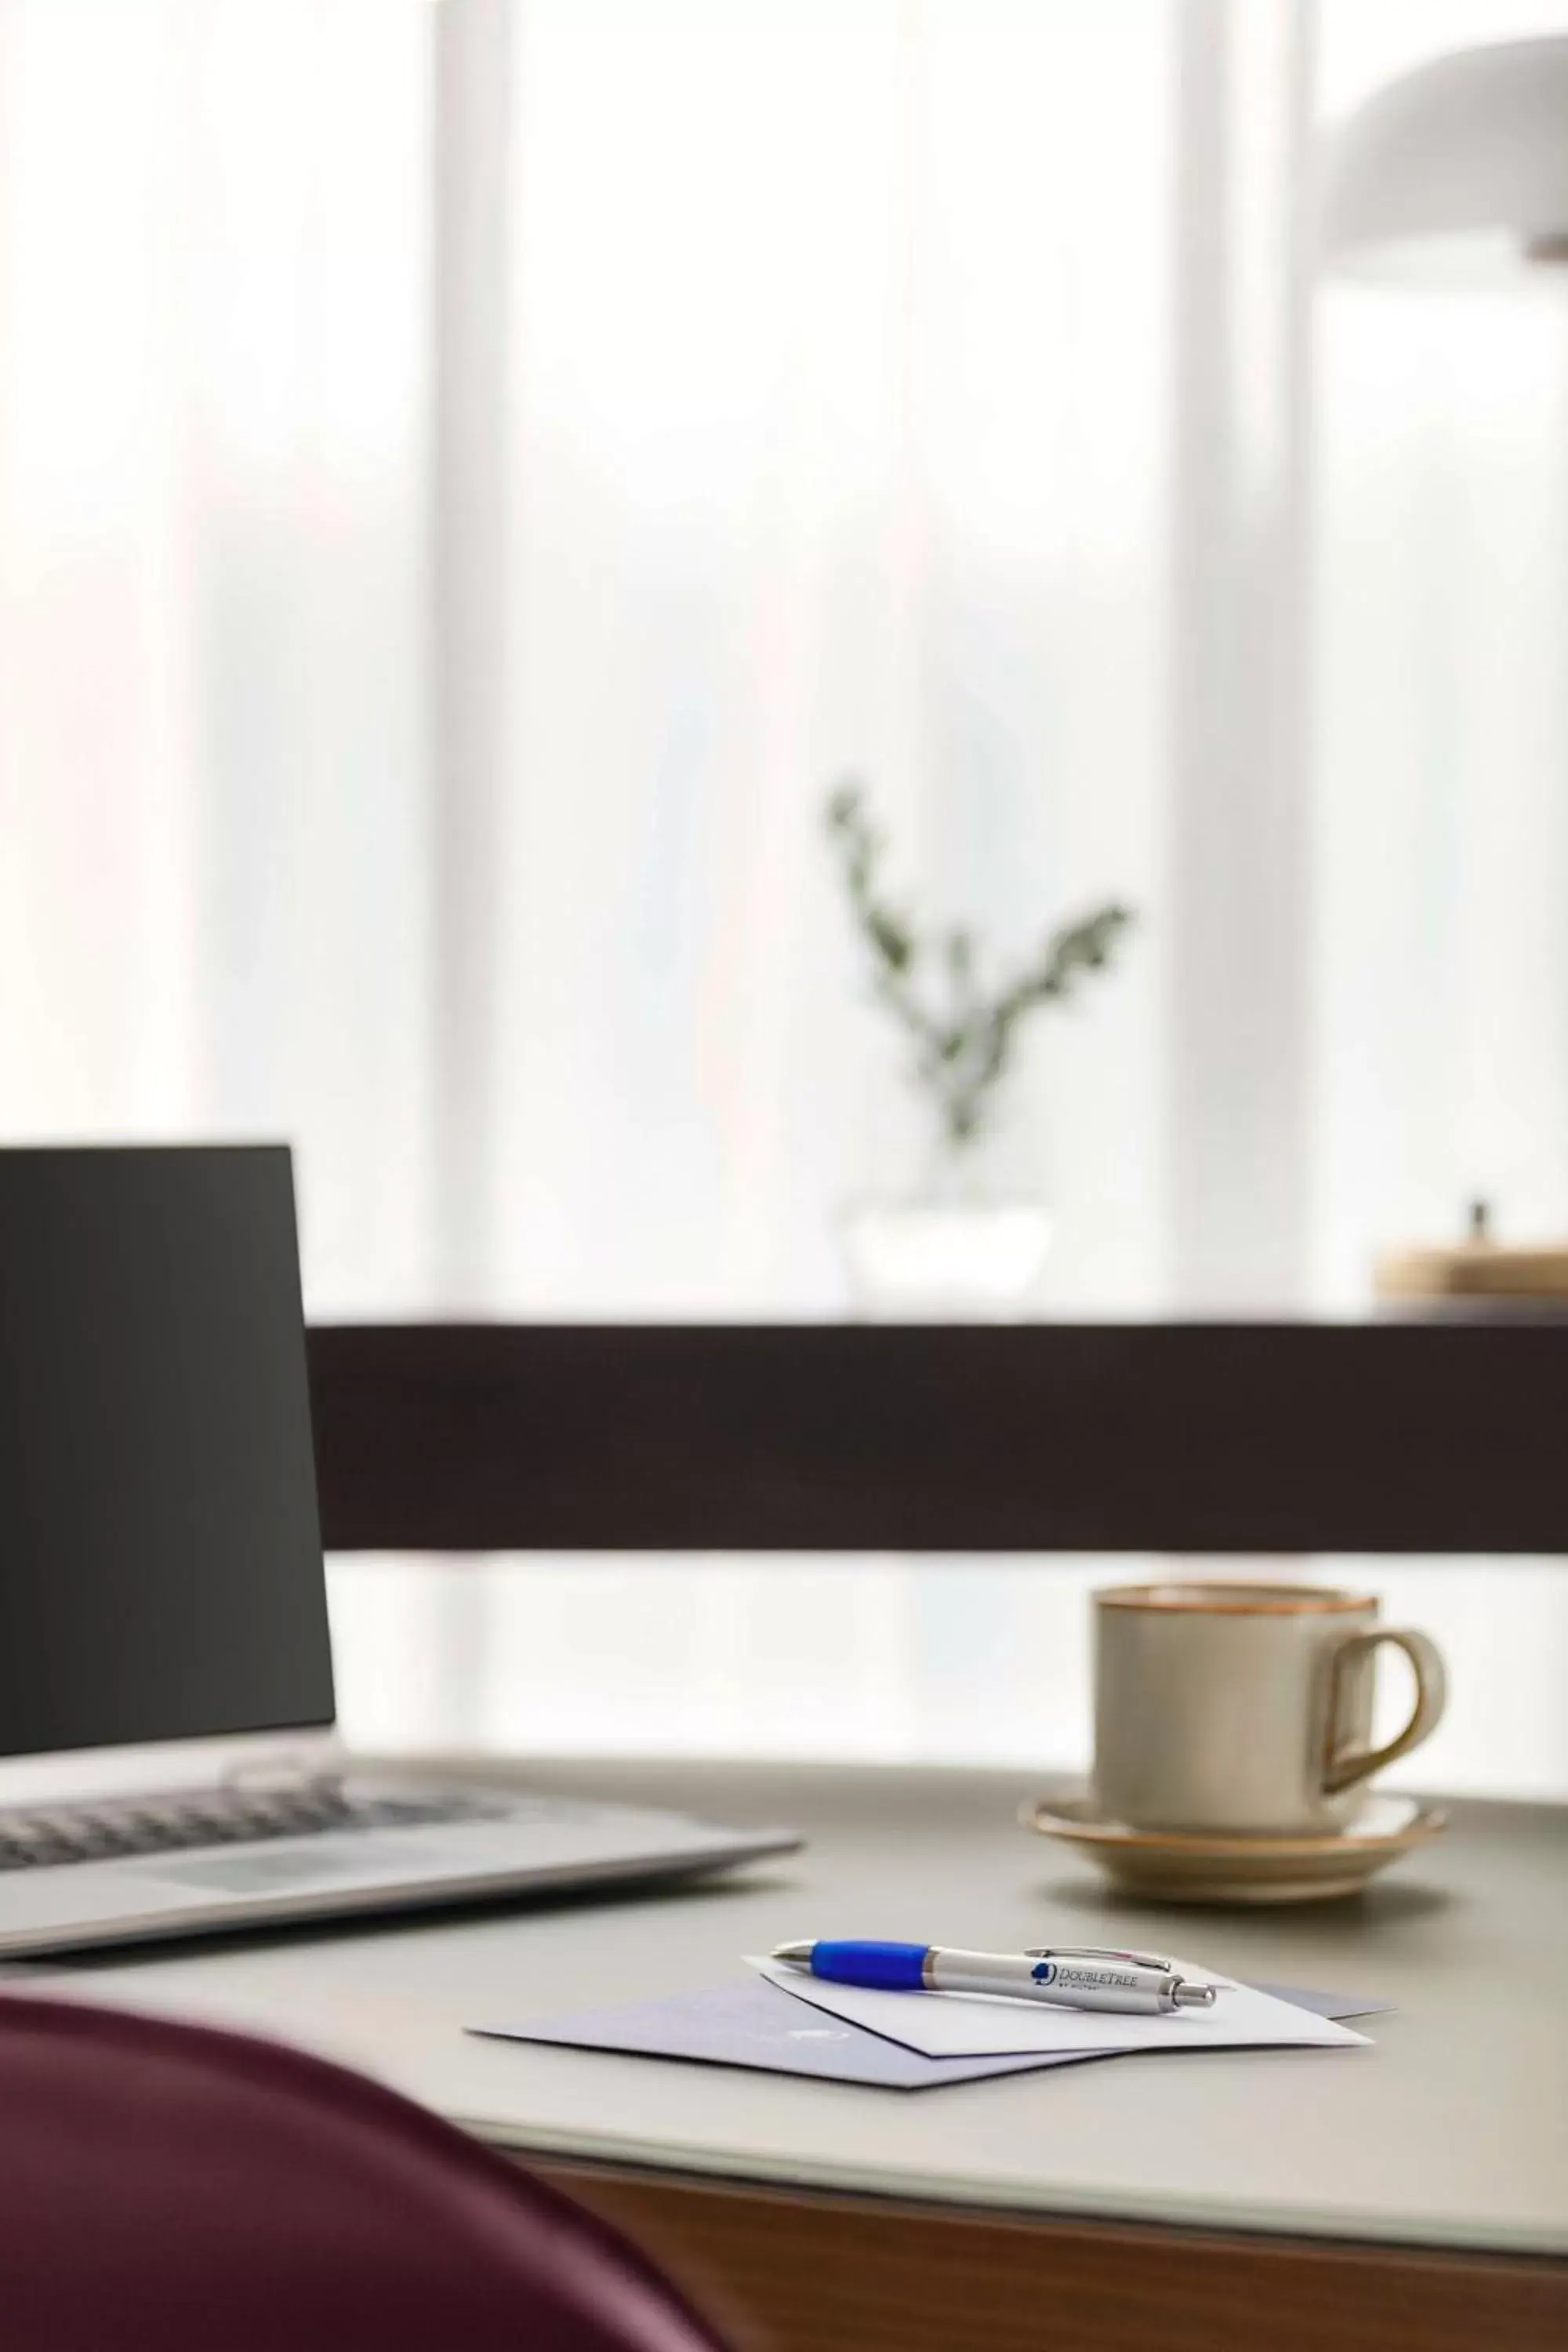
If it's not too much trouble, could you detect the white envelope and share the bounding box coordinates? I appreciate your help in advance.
[748,1957,1369,2059]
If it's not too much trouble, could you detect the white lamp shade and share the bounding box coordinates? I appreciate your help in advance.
[1322,34,1568,285]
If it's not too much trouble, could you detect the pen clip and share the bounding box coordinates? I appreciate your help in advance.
[1025,1944,1176,1971]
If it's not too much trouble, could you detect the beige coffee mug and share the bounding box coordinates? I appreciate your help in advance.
[1091,1581,1447,1836]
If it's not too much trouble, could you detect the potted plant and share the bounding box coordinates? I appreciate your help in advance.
[826,780,1134,1316]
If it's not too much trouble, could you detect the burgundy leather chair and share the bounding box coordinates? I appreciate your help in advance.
[0,1993,732,2350]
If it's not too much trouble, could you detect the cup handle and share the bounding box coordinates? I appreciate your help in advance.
[1322,1627,1448,1796]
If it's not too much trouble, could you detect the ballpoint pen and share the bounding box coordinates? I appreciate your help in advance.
[770,1940,1221,2016]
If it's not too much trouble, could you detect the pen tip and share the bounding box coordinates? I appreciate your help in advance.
[1174,1980,1218,2008]
[769,1941,815,1966]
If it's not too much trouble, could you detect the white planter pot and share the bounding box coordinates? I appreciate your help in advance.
[839,1193,1051,1321]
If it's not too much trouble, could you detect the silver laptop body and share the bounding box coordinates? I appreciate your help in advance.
[0,1146,796,1959]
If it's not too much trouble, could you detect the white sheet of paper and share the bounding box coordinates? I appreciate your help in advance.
[748,1958,1369,2058]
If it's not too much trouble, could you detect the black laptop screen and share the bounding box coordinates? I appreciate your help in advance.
[0,1147,336,1758]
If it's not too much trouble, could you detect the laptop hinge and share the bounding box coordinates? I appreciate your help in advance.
[220,1752,348,1798]
[0,1728,347,1815]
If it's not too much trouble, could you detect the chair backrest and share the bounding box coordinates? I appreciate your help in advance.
[0,1993,731,2352]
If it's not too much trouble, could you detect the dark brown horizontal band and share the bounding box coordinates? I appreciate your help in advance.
[305,1320,1568,1555]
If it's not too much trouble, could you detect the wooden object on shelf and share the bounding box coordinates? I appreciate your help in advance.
[1375,1199,1568,1303]
[1375,1244,1568,1301]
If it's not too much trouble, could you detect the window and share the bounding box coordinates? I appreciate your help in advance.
[2,0,1564,1790]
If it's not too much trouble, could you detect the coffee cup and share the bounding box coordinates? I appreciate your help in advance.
[1091,1581,1446,1837]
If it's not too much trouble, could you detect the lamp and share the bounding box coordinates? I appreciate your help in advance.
[1321,34,1568,286]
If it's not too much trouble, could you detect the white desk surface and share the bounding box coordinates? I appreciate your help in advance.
[21,1758,1567,2262]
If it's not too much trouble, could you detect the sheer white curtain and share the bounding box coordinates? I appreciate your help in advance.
[474,0,1172,1317]
[1316,0,1568,1296]
[0,0,1564,1791]
[0,0,434,1315]
[362,0,1568,1794]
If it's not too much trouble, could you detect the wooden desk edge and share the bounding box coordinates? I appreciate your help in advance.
[528,2156,1568,2352]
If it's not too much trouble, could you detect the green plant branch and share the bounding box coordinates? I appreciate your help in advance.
[826,779,1134,1150]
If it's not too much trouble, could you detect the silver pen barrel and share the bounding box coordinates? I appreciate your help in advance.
[923,1947,1214,2013]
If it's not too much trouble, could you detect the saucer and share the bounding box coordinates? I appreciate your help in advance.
[1021,1789,1446,1904]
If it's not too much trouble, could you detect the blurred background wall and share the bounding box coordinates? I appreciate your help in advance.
[0,0,1564,1789]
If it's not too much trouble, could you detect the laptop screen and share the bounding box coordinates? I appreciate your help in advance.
[0,1146,336,1758]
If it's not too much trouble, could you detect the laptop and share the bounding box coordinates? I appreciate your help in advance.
[0,1145,797,1958]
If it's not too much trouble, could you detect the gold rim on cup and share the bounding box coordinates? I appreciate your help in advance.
[1094,1581,1376,1616]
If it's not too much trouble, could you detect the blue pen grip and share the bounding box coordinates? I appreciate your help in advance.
[810,1940,929,1991]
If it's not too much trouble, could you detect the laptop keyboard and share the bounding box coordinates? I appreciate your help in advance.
[0,1784,505,1871]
